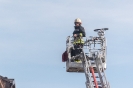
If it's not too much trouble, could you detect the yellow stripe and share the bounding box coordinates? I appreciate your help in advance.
[79,33,82,37]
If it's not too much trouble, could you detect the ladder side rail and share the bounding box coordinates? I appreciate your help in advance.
[84,53,94,88]
[82,61,93,88]
[98,55,110,88]
[82,51,94,88]
[95,55,105,88]
[108,82,110,88]
[104,38,107,67]
[101,37,106,63]
[96,51,110,88]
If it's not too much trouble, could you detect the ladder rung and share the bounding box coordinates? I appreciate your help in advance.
[92,81,101,85]
[84,45,89,46]
[91,76,99,78]
[86,56,94,60]
[89,57,93,59]
[91,62,96,64]
[94,86,102,88]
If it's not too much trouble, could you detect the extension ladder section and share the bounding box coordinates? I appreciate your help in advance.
[81,51,110,88]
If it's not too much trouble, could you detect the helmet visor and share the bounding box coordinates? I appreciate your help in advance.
[74,22,81,25]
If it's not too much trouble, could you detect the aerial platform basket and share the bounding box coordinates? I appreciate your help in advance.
[65,35,107,73]
[66,58,106,73]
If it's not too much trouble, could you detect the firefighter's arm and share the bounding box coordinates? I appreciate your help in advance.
[80,27,86,37]
[73,33,82,37]
[73,30,77,37]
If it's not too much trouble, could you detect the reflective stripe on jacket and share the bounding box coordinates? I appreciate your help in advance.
[73,33,84,44]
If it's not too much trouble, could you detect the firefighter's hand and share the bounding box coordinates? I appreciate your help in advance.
[74,34,77,37]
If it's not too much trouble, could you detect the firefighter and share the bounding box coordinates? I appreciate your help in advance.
[71,18,86,60]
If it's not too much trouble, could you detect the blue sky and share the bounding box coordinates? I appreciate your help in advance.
[0,0,133,88]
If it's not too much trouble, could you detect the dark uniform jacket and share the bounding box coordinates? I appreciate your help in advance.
[73,26,86,37]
